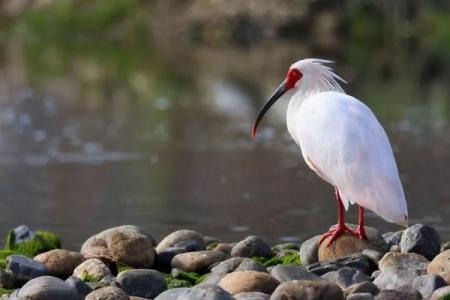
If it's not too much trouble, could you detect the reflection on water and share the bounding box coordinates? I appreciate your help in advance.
[0,1,449,249]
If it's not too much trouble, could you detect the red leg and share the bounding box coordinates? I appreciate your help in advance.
[356,206,367,240]
[318,188,359,246]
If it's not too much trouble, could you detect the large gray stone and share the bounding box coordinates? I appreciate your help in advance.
[116,269,166,299]
[307,253,375,276]
[270,264,322,283]
[231,236,273,258]
[17,276,79,300]
[81,225,156,268]
[271,280,344,300]
[400,224,441,260]
[382,231,403,248]
[6,255,48,282]
[299,235,321,266]
[321,267,371,289]
[378,252,429,273]
[373,268,419,290]
[431,286,450,300]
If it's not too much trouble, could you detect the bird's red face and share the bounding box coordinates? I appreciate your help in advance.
[251,68,303,138]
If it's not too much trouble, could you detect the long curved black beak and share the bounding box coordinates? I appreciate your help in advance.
[251,81,288,138]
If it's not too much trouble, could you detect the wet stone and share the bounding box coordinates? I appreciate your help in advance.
[116,269,167,299]
[412,274,447,299]
[271,280,344,300]
[17,275,79,300]
[373,289,422,300]
[400,224,441,260]
[270,264,322,282]
[299,235,321,265]
[231,236,273,259]
[171,250,228,272]
[321,267,371,289]
[6,255,48,282]
[218,270,279,295]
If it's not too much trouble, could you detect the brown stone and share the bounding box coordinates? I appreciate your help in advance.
[271,280,344,300]
[218,271,279,295]
[81,225,155,268]
[171,250,228,272]
[318,234,384,261]
[214,243,234,255]
[85,286,128,300]
[427,249,450,284]
[34,249,85,279]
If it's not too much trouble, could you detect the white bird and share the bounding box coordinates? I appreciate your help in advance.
[251,58,408,246]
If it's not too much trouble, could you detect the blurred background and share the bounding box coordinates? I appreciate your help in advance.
[0,0,449,249]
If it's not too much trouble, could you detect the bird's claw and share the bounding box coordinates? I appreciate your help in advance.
[318,224,367,247]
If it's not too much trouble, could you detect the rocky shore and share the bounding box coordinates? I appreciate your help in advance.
[0,224,449,299]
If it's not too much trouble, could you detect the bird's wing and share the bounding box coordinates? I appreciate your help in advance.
[293,92,408,226]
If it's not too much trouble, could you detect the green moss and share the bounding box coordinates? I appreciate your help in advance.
[166,278,192,289]
[252,251,301,267]
[0,287,14,296]
[206,242,218,250]
[80,271,101,282]
[195,273,209,284]
[0,250,15,268]
[441,295,450,300]
[116,262,134,273]
[4,230,61,257]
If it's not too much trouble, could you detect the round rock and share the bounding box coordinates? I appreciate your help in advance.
[81,225,156,268]
[378,252,429,273]
[171,250,228,272]
[35,249,85,279]
[427,249,450,284]
[73,258,112,281]
[154,288,190,300]
[400,224,441,260]
[412,274,447,298]
[271,280,344,300]
[65,276,93,298]
[431,286,450,300]
[318,227,386,261]
[347,293,374,300]
[116,269,166,299]
[231,236,273,259]
[85,286,128,300]
[17,276,79,300]
[156,230,205,254]
[6,255,48,282]
[235,291,269,300]
[299,235,321,265]
[178,284,234,300]
[218,271,279,295]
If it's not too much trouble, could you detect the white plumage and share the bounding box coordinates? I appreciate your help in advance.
[252,58,408,241]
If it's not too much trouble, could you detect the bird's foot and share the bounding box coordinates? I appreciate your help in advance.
[318,223,365,247]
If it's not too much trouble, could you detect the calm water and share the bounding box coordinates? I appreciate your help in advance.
[0,2,450,249]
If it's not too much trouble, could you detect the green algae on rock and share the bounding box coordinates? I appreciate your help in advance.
[4,230,61,257]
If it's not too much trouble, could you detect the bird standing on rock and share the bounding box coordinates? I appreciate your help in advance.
[251,58,408,246]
